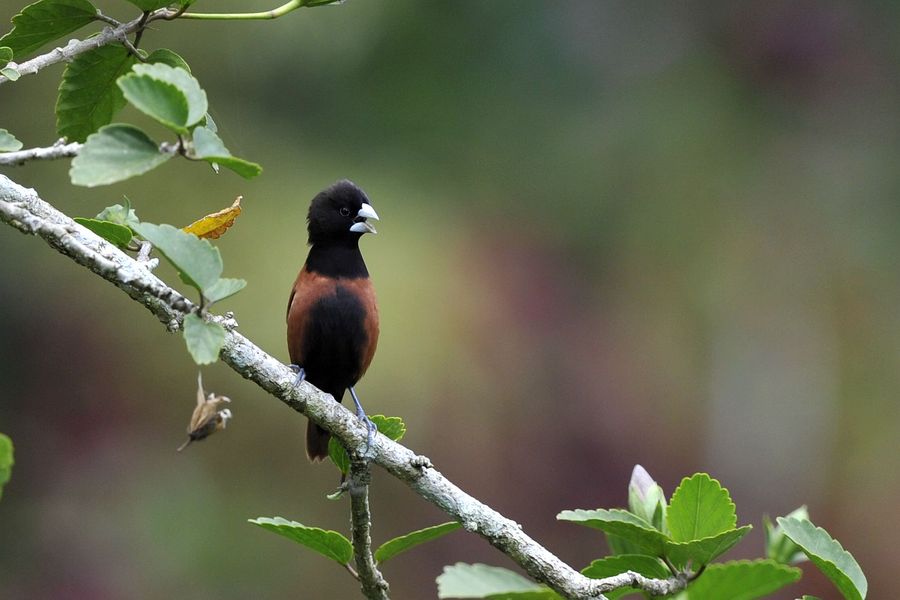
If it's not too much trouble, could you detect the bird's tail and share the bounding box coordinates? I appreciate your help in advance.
[306,420,330,461]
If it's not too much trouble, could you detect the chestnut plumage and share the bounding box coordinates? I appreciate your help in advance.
[286,180,380,461]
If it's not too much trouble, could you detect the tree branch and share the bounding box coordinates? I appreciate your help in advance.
[0,140,82,166]
[348,460,390,599]
[0,173,690,600]
[0,14,151,86]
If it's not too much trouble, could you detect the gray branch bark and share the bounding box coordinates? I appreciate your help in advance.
[0,14,150,86]
[0,140,82,166]
[348,460,390,599]
[0,173,689,600]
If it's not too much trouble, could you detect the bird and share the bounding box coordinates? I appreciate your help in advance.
[286,180,380,461]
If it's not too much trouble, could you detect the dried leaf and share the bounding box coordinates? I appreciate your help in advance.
[178,372,232,451]
[182,196,242,239]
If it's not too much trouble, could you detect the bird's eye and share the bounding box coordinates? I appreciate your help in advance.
[340,207,350,216]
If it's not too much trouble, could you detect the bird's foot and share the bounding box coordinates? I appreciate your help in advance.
[349,386,376,458]
[289,364,305,387]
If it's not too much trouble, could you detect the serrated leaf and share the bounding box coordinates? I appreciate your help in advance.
[130,62,206,127]
[557,509,668,556]
[204,277,246,304]
[777,517,867,600]
[74,217,133,247]
[0,128,23,151]
[0,46,11,68]
[182,313,225,365]
[1,66,20,81]
[328,415,406,474]
[124,0,172,11]
[182,196,242,239]
[118,70,191,134]
[437,563,561,599]
[0,0,97,59]
[684,560,801,600]
[665,525,752,567]
[0,433,13,501]
[249,517,353,565]
[375,522,461,564]
[191,126,262,179]
[144,47,191,72]
[667,473,736,542]
[582,555,669,600]
[70,124,171,186]
[131,222,222,293]
[56,45,137,142]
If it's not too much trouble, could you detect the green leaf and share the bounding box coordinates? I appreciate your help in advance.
[96,200,140,230]
[1,66,20,80]
[582,555,669,599]
[0,128,23,151]
[765,506,809,565]
[0,0,97,59]
[74,217,133,247]
[436,563,561,599]
[582,554,669,579]
[684,560,801,600]
[118,71,190,134]
[204,277,246,304]
[777,517,867,600]
[557,509,668,556]
[124,0,173,10]
[248,517,353,565]
[665,526,752,567]
[798,596,823,600]
[667,473,736,542]
[182,313,225,365]
[375,522,461,564]
[123,62,207,129]
[56,44,137,142]
[0,46,12,68]
[191,126,262,179]
[0,433,13,501]
[131,222,222,293]
[70,124,171,186]
[144,47,191,72]
[328,415,406,474]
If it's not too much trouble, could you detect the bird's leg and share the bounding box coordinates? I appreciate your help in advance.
[289,364,306,387]
[349,386,376,455]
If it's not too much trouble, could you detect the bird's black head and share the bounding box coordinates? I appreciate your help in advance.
[307,180,379,245]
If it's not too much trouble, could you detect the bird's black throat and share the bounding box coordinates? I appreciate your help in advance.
[305,240,369,279]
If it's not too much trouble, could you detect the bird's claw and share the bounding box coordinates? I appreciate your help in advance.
[289,364,305,387]
[349,386,376,458]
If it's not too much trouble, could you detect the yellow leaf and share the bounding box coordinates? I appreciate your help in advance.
[183,196,242,239]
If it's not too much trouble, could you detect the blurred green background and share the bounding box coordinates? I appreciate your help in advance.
[2,1,899,598]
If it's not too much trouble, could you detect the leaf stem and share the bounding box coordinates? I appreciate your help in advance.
[177,0,304,20]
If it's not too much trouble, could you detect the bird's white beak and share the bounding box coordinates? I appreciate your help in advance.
[349,203,379,234]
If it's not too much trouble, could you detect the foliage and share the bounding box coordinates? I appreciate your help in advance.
[0,433,12,500]
[441,467,866,599]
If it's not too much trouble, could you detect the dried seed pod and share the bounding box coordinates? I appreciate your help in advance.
[178,372,233,452]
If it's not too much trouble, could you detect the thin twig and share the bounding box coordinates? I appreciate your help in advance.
[177,0,304,20]
[0,174,691,600]
[0,140,82,166]
[348,459,390,599]
[133,11,151,48]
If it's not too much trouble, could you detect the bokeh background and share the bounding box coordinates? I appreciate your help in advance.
[2,1,899,598]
